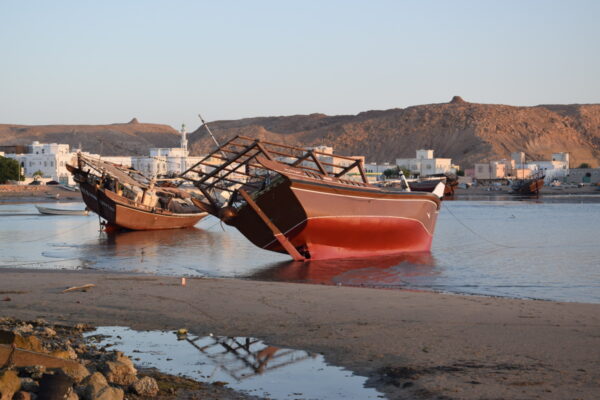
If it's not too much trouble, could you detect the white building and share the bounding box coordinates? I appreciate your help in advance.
[396,149,457,176]
[130,125,205,179]
[302,145,365,181]
[364,162,394,173]
[529,152,570,183]
[5,141,76,184]
[2,125,209,185]
[473,160,515,180]
[472,152,570,183]
[362,162,395,182]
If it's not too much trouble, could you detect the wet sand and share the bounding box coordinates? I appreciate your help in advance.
[1,268,598,399]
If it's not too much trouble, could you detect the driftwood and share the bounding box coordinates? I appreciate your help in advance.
[62,284,96,293]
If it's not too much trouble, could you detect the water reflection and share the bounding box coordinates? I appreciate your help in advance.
[86,327,383,399]
[248,252,438,288]
[184,335,315,380]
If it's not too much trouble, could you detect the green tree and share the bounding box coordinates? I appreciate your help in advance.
[32,169,44,177]
[0,156,22,183]
[456,169,465,176]
[383,166,410,179]
[577,163,591,169]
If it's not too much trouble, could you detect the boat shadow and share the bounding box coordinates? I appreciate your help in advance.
[246,252,439,288]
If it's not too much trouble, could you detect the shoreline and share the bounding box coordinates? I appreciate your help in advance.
[0,185,81,202]
[1,268,598,399]
[452,184,600,198]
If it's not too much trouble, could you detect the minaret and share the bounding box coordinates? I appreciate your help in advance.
[180,124,188,156]
[180,123,188,174]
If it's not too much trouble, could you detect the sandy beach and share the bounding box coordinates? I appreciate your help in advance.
[1,268,598,399]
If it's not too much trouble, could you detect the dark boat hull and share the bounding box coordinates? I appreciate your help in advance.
[408,178,457,196]
[511,176,545,195]
[232,176,440,260]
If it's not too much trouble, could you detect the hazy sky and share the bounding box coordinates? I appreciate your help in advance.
[1,0,599,129]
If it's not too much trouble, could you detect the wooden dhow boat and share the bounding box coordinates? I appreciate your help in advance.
[511,170,545,195]
[180,136,444,261]
[67,154,207,230]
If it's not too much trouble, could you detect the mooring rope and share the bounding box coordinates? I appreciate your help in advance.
[19,219,95,243]
[442,203,516,249]
[442,202,597,250]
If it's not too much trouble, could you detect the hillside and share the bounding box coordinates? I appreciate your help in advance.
[188,97,600,168]
[0,118,180,156]
[1,99,599,168]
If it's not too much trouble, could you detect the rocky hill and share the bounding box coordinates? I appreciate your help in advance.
[188,97,600,168]
[1,99,599,168]
[0,118,180,156]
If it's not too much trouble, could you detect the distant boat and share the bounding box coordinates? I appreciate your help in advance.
[60,184,79,192]
[36,205,89,216]
[66,154,207,230]
[408,173,458,196]
[511,171,545,195]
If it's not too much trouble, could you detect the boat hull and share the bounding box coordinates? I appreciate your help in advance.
[232,178,440,260]
[78,180,206,230]
[511,177,545,195]
[408,178,457,196]
[35,205,89,216]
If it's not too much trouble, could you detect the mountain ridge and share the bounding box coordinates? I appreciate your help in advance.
[190,99,600,167]
[1,98,599,167]
[0,121,181,156]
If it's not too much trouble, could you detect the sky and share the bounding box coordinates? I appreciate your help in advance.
[1,0,599,130]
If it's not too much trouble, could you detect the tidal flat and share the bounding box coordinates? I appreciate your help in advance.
[1,270,599,399]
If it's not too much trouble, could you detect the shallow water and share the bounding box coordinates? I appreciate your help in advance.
[1,198,599,303]
[86,326,383,399]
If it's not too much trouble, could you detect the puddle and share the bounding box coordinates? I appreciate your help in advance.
[85,327,383,399]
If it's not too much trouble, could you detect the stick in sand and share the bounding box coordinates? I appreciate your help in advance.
[62,284,96,293]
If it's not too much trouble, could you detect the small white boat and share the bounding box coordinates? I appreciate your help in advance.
[60,184,79,192]
[35,205,89,216]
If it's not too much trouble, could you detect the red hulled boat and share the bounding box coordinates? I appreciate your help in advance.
[67,154,207,230]
[181,136,443,261]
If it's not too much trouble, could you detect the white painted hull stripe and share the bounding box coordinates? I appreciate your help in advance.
[291,186,439,206]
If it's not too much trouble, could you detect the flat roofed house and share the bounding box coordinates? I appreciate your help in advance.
[396,149,456,176]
